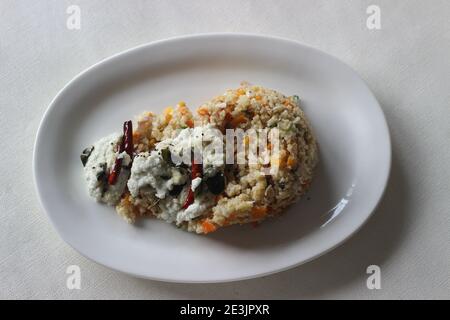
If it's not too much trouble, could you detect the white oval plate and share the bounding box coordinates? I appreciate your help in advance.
[33,34,390,283]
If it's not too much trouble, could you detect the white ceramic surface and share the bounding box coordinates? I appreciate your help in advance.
[33,34,391,283]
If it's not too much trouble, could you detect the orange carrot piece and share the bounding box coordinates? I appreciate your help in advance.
[197,107,209,116]
[251,206,268,219]
[287,155,297,168]
[230,114,247,128]
[186,118,194,128]
[202,220,217,234]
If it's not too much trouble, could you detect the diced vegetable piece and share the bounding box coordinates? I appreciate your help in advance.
[160,148,174,166]
[206,172,225,195]
[251,206,268,219]
[201,220,217,234]
[96,163,108,181]
[186,118,194,128]
[80,146,94,166]
[287,155,297,168]
[230,114,247,128]
[169,184,185,196]
[163,106,173,123]
[197,107,209,116]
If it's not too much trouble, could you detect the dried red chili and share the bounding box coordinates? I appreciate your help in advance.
[108,120,133,185]
[182,158,202,209]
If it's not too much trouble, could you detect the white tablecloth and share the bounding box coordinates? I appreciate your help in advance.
[1,0,449,299]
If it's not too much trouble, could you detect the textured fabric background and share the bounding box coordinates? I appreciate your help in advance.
[1,0,449,299]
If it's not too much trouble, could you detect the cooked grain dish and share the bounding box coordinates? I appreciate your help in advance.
[81,84,318,234]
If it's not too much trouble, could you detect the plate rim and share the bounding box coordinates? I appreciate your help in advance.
[33,33,392,283]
